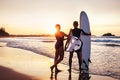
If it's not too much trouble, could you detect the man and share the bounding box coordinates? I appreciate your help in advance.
[67,21,91,72]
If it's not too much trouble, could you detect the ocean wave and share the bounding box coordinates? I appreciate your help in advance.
[91,38,120,43]
[41,40,55,42]
[104,44,120,47]
[0,37,120,79]
[0,37,55,58]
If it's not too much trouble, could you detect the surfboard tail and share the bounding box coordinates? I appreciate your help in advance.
[83,60,89,70]
[88,58,92,63]
[82,58,92,71]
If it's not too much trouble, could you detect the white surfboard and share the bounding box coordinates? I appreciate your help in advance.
[80,11,91,70]
[65,36,82,52]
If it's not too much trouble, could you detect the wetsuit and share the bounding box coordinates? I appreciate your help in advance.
[55,31,64,49]
[71,28,84,52]
[71,28,84,38]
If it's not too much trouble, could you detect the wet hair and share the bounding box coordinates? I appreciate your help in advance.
[55,24,60,27]
[55,24,61,30]
[73,21,78,27]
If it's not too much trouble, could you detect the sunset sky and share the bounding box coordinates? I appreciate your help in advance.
[0,0,120,36]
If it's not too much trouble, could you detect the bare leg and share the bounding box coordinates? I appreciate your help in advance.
[68,52,73,72]
[54,50,59,70]
[77,50,82,72]
[50,46,64,72]
[50,49,59,72]
[55,46,64,72]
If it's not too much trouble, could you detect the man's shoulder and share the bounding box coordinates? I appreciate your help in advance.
[73,28,82,31]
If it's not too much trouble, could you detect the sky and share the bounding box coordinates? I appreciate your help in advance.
[0,0,120,36]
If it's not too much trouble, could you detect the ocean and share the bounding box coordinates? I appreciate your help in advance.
[0,36,120,79]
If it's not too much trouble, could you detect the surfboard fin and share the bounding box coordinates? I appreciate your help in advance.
[88,58,92,63]
[83,60,89,70]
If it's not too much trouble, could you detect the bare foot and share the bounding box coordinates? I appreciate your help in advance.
[50,66,54,73]
[55,68,62,73]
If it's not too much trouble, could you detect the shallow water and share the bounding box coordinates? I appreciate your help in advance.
[0,36,120,79]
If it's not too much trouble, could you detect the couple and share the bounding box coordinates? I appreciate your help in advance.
[50,21,91,73]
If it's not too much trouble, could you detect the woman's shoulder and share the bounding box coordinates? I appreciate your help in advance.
[59,31,64,33]
[60,31,65,34]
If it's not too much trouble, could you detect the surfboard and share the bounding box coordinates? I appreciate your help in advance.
[65,36,82,52]
[80,11,91,71]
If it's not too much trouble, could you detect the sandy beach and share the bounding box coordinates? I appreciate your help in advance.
[0,42,117,80]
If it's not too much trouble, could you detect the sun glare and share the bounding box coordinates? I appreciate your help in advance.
[45,16,65,35]
[48,26,56,35]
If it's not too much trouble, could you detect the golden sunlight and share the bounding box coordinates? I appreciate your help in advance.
[45,16,66,35]
[48,26,56,35]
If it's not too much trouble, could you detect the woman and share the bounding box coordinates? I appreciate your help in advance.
[50,24,68,73]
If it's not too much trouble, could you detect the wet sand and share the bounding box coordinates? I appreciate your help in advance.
[0,43,117,80]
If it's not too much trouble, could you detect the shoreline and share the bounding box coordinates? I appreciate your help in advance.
[0,42,117,80]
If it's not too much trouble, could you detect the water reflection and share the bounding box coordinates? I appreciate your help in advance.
[50,71,91,80]
[50,71,59,80]
[69,71,91,80]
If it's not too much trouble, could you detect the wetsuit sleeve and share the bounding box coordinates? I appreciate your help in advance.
[81,29,91,35]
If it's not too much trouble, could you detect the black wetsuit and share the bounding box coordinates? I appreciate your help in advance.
[71,28,83,38]
[71,28,84,52]
[55,31,64,49]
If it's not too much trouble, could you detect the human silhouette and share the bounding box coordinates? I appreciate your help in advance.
[65,21,91,73]
[50,24,68,73]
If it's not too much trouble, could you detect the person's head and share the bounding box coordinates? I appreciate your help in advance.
[73,21,78,28]
[55,24,61,31]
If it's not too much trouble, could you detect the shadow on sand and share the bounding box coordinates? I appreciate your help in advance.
[0,66,37,80]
